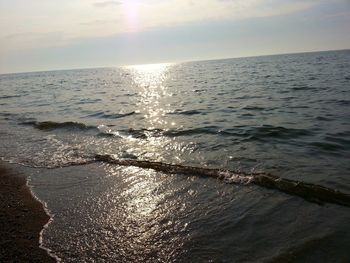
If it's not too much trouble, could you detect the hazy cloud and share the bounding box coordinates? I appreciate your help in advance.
[1,0,350,73]
[0,0,324,54]
[80,19,120,26]
[93,1,122,8]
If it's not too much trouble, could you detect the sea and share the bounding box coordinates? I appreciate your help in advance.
[1,50,350,262]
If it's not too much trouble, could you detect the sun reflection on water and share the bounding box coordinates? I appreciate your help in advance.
[125,63,174,129]
[91,62,197,165]
[100,164,187,261]
[101,64,189,254]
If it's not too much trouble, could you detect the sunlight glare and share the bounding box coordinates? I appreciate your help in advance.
[122,0,141,31]
[126,63,172,128]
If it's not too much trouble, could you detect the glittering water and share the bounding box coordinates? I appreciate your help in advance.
[1,50,350,262]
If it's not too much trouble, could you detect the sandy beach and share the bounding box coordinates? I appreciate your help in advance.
[0,163,55,262]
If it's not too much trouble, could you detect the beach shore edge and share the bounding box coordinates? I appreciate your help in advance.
[0,162,57,262]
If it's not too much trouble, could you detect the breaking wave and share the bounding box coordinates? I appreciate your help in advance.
[19,119,314,143]
[94,154,350,208]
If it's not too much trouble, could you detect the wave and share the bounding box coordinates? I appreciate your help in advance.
[165,125,313,140]
[22,120,163,138]
[85,111,137,119]
[244,125,313,140]
[335,100,350,106]
[324,135,350,148]
[163,126,221,137]
[97,126,164,139]
[168,109,205,116]
[23,121,97,131]
[0,94,22,99]
[164,125,313,141]
[94,154,350,207]
[75,98,102,105]
[315,116,332,121]
[242,106,266,111]
[98,126,228,139]
[291,85,315,91]
[310,141,345,152]
[20,119,314,144]
[0,112,17,118]
[97,125,313,141]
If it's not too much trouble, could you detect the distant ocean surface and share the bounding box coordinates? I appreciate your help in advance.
[1,50,350,262]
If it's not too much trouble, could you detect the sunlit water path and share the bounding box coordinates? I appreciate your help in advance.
[1,50,350,262]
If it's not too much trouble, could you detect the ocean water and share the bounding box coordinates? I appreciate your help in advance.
[1,50,350,262]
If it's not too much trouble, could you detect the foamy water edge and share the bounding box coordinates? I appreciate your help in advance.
[26,177,62,262]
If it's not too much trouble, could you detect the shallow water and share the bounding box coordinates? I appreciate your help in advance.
[1,50,350,262]
[23,164,349,262]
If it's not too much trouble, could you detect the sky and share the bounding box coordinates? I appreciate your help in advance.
[0,0,350,73]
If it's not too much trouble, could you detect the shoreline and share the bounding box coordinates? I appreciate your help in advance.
[0,163,56,262]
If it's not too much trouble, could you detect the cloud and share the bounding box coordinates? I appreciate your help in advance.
[0,31,66,56]
[93,1,122,8]
[117,0,314,32]
[80,19,120,26]
[0,0,343,56]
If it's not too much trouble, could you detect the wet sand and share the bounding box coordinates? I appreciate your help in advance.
[0,163,56,262]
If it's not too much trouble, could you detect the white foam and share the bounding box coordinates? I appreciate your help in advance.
[26,178,62,262]
[218,170,253,184]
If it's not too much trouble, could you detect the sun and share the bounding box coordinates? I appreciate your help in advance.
[122,0,141,32]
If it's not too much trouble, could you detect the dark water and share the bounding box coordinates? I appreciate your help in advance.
[1,50,350,262]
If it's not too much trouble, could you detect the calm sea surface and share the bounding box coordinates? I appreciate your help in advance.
[1,50,350,262]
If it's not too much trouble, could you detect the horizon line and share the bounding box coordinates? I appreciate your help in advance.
[1,47,349,76]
